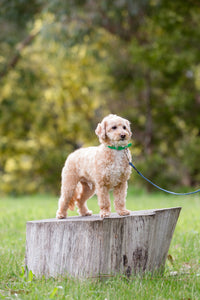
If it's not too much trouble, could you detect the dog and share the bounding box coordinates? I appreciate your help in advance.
[56,114,132,219]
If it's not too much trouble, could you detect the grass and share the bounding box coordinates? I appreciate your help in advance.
[0,186,200,299]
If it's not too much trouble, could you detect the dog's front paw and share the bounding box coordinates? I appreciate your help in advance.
[56,210,67,219]
[100,210,111,218]
[117,209,131,216]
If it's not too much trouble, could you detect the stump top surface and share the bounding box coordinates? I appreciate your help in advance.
[27,207,181,224]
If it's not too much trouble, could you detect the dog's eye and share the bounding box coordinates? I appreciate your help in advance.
[112,126,117,130]
[123,126,126,130]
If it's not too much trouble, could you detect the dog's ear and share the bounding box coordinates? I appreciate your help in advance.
[95,121,107,141]
[125,120,132,137]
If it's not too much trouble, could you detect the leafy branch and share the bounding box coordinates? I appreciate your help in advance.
[0,30,40,79]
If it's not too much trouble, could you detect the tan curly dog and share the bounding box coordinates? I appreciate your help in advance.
[56,114,132,219]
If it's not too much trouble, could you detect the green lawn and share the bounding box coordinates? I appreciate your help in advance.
[0,187,200,299]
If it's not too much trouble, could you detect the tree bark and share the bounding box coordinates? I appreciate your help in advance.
[144,72,153,155]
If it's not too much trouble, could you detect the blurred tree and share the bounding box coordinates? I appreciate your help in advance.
[0,5,109,194]
[0,0,200,194]
[102,0,200,189]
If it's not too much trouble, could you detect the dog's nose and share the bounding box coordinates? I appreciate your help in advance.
[120,134,126,140]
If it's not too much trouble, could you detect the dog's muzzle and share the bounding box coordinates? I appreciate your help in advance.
[120,134,126,140]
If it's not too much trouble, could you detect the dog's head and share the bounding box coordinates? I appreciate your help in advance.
[95,114,132,146]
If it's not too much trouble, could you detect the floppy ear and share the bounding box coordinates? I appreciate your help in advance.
[125,120,132,137]
[95,120,107,141]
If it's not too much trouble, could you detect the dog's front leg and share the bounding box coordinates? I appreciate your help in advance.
[96,186,111,218]
[113,182,130,216]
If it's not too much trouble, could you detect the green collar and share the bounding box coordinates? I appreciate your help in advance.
[107,143,132,151]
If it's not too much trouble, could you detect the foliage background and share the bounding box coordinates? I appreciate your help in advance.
[0,0,200,195]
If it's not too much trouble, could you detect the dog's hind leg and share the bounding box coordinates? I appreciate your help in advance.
[76,181,95,216]
[56,172,78,219]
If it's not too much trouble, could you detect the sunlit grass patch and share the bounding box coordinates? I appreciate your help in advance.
[0,189,200,299]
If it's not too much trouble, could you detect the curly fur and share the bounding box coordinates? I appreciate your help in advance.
[56,114,132,218]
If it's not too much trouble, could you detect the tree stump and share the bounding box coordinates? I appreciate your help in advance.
[25,207,181,278]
